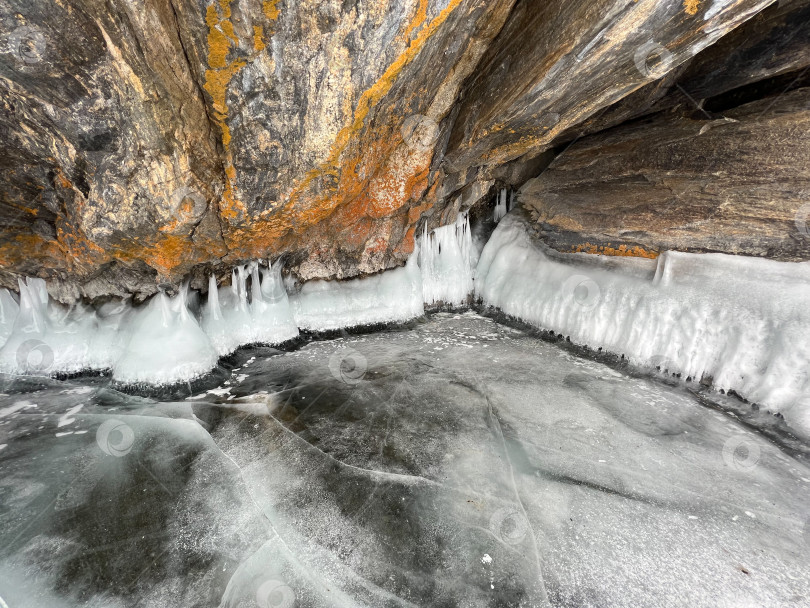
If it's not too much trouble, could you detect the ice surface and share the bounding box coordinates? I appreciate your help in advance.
[477,213,810,436]
[420,211,475,306]
[0,313,807,607]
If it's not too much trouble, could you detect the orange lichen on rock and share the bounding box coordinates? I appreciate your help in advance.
[403,0,429,42]
[204,0,251,222]
[232,0,463,259]
[684,0,701,16]
[0,233,64,268]
[572,242,659,259]
[145,234,193,276]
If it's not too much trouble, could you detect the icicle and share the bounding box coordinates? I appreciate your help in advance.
[236,265,249,311]
[0,288,19,348]
[250,263,263,306]
[494,189,508,223]
[207,275,222,321]
[17,278,46,334]
[158,292,172,328]
[419,211,475,307]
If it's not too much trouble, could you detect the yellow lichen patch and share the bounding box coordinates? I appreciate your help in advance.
[403,0,429,42]
[263,0,280,21]
[253,25,266,51]
[204,0,253,221]
[684,0,701,15]
[573,243,659,259]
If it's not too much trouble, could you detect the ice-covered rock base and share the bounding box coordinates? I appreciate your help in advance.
[2,207,809,440]
[476,214,810,436]
[0,262,300,386]
[0,216,478,385]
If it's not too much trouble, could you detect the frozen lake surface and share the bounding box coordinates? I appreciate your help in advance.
[0,312,808,607]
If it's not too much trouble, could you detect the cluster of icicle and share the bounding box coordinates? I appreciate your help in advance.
[493,188,512,223]
[420,211,474,306]
[476,214,810,436]
[0,213,480,385]
[0,261,298,385]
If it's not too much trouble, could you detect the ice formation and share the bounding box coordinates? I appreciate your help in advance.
[287,209,478,328]
[114,287,219,385]
[493,188,509,223]
[420,211,475,306]
[290,251,424,331]
[203,262,298,355]
[476,214,810,435]
[0,262,300,385]
[0,278,127,375]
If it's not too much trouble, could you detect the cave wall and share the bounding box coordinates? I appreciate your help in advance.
[519,88,810,261]
[0,0,801,301]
